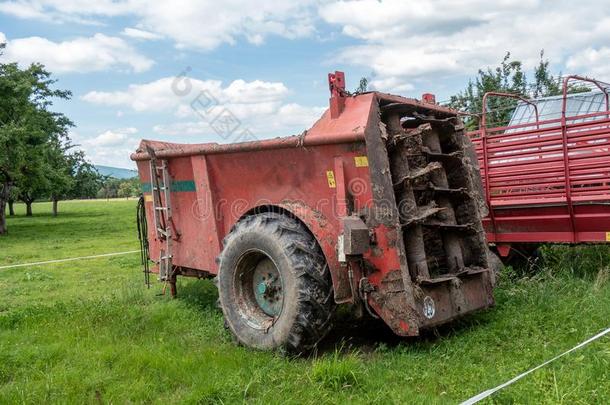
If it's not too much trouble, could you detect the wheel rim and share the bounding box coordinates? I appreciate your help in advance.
[252,258,283,317]
[234,249,284,327]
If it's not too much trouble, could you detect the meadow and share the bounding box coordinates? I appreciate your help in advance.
[0,200,608,404]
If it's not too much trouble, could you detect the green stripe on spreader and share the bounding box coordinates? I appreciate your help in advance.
[141,180,196,193]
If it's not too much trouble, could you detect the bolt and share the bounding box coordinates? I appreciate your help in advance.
[257,282,266,294]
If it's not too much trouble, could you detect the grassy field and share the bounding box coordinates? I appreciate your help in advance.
[0,200,609,404]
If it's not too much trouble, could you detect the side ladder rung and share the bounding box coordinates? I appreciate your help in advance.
[157,228,170,237]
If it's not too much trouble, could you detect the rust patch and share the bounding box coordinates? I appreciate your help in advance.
[368,270,422,336]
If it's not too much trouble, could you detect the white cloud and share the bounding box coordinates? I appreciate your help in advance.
[223,79,289,103]
[133,0,316,50]
[122,27,163,41]
[0,0,132,20]
[368,76,414,93]
[82,77,202,112]
[82,76,288,114]
[320,0,537,41]
[153,103,325,139]
[72,128,140,168]
[0,0,317,50]
[273,104,326,129]
[84,75,324,143]
[152,122,208,137]
[566,47,610,79]
[3,0,609,95]
[0,1,49,20]
[0,32,153,73]
[319,0,610,93]
[88,127,138,147]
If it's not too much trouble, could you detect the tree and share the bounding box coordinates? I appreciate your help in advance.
[70,161,101,199]
[0,43,72,231]
[18,152,50,217]
[126,177,141,197]
[355,77,369,93]
[447,51,568,130]
[7,186,18,216]
[97,177,122,199]
[45,136,75,216]
[532,50,562,98]
[447,51,589,131]
[118,181,133,199]
[16,104,72,216]
[448,52,528,130]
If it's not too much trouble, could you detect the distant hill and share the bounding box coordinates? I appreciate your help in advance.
[95,165,138,179]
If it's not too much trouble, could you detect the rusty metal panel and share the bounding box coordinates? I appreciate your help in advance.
[342,216,370,256]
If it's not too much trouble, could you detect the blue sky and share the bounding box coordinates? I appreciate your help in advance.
[1,0,608,168]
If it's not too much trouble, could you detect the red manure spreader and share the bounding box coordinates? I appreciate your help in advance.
[132,71,495,353]
[468,76,610,260]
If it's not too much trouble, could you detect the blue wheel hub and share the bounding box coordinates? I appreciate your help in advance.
[252,258,283,317]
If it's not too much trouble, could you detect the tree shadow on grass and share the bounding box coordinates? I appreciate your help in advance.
[175,277,218,312]
[173,276,497,357]
[315,306,496,357]
[8,210,109,220]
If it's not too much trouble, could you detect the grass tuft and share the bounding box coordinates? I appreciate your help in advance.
[594,267,609,291]
[539,244,610,279]
[310,348,361,390]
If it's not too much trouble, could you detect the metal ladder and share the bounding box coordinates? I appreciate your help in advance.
[148,151,173,282]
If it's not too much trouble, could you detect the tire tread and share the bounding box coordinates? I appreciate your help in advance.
[218,212,334,353]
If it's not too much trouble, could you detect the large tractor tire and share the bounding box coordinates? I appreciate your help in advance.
[217,212,334,354]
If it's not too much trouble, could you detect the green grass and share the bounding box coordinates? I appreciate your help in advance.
[1,200,609,404]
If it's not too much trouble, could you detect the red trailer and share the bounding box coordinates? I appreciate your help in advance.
[132,72,494,353]
[468,76,610,258]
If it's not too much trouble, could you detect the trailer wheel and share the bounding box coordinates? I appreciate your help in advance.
[217,212,334,354]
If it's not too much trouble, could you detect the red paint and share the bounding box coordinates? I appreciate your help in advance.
[328,71,347,119]
[496,244,512,258]
[399,320,410,332]
[421,93,436,104]
[469,76,610,247]
[133,91,392,304]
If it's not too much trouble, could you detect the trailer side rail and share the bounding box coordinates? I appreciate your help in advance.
[469,76,610,244]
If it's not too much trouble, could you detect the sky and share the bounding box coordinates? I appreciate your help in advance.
[1,0,609,169]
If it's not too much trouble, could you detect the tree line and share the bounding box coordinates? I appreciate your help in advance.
[4,175,142,216]
[0,43,141,234]
[446,51,589,130]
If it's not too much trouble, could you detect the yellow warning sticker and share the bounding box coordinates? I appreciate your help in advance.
[606,232,610,242]
[144,194,153,202]
[326,170,337,188]
[354,156,369,167]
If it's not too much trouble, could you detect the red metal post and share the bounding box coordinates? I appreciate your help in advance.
[421,93,436,104]
[334,157,348,218]
[479,94,493,237]
[328,71,346,119]
[560,75,610,242]
[561,77,576,241]
[482,92,540,128]
[480,92,541,239]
